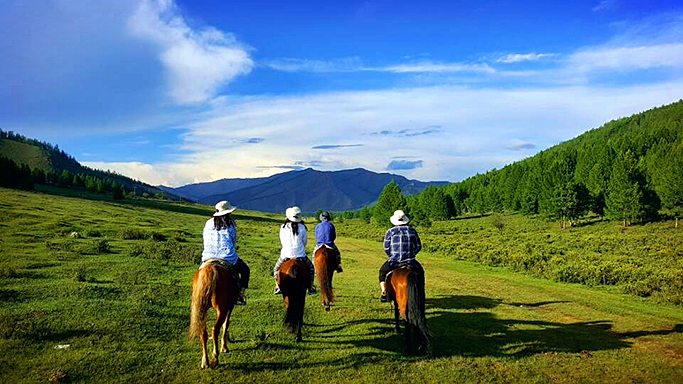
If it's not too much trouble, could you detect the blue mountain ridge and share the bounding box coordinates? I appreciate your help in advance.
[159,168,448,213]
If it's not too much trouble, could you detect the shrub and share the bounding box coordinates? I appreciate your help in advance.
[88,239,111,254]
[127,239,200,264]
[121,228,148,240]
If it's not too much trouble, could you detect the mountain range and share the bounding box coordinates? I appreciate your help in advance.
[159,168,449,213]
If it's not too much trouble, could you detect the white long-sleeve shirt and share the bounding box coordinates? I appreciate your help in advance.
[279,222,308,259]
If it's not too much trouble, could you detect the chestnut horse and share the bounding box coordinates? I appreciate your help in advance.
[386,266,431,354]
[314,246,338,311]
[277,258,311,342]
[189,261,239,368]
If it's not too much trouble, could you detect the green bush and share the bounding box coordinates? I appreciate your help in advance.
[121,228,148,240]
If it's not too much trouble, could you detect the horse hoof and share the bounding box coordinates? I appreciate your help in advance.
[221,347,228,353]
[325,306,330,312]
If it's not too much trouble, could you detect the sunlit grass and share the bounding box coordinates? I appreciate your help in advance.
[1,187,682,383]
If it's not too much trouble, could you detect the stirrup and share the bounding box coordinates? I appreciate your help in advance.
[274,287,282,295]
[380,293,388,303]
[308,286,317,295]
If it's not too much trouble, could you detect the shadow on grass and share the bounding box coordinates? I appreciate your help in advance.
[332,295,683,360]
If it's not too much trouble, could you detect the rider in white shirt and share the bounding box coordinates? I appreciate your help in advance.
[273,206,316,295]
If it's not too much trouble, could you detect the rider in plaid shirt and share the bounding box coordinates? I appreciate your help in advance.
[379,210,424,302]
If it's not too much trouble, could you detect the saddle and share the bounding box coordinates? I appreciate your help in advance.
[200,259,241,289]
[385,260,423,282]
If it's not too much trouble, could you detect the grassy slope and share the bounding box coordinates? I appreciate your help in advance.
[1,187,682,383]
[0,139,52,172]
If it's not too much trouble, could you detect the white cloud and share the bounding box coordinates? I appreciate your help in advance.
[569,43,683,72]
[378,62,495,74]
[128,0,253,105]
[89,81,683,186]
[264,58,494,74]
[593,0,616,12]
[496,53,555,63]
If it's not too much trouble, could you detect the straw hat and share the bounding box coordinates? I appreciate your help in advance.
[390,210,410,226]
[213,201,237,216]
[286,206,302,222]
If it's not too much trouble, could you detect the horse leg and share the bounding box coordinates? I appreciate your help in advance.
[210,309,228,368]
[220,308,232,353]
[199,326,209,369]
[393,301,401,334]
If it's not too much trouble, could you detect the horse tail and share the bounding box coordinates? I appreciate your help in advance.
[189,265,218,341]
[282,260,307,330]
[406,270,431,352]
[315,248,334,305]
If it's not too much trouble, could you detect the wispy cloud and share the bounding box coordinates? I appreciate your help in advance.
[263,57,362,73]
[264,58,494,74]
[241,138,264,144]
[569,43,683,72]
[365,127,442,137]
[256,165,305,170]
[312,144,364,149]
[128,0,253,105]
[593,0,616,12]
[378,62,494,74]
[497,53,556,63]
[387,160,423,170]
[505,139,536,151]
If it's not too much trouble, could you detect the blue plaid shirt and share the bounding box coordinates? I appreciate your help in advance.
[383,225,422,265]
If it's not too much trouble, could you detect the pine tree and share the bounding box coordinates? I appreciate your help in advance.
[605,151,643,226]
[373,181,407,228]
[656,142,683,227]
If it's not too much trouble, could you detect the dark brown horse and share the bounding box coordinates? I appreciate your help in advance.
[189,261,239,368]
[277,258,311,342]
[314,246,338,311]
[386,266,431,354]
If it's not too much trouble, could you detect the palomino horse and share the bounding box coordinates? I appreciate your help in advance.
[277,258,311,342]
[386,266,431,354]
[314,246,339,311]
[189,260,239,368]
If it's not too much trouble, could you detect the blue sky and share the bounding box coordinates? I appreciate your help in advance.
[2,0,682,186]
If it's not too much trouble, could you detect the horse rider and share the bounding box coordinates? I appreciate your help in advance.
[200,200,250,305]
[274,206,317,295]
[313,211,343,273]
[379,210,424,303]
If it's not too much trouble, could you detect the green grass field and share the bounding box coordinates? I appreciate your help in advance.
[1,187,682,383]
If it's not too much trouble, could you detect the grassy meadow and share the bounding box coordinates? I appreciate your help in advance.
[1,187,683,383]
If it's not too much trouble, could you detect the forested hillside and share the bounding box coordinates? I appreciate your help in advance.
[417,100,683,227]
[0,130,180,200]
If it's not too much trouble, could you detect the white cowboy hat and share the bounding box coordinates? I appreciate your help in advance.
[390,210,410,226]
[213,201,237,216]
[286,206,302,222]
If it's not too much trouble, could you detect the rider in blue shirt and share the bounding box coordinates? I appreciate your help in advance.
[314,211,343,272]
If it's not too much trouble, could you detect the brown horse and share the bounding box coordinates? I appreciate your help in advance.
[314,246,338,311]
[277,258,311,342]
[386,266,431,354]
[189,261,239,368]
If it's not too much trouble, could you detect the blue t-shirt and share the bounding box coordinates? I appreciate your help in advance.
[201,219,238,264]
[315,220,336,246]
